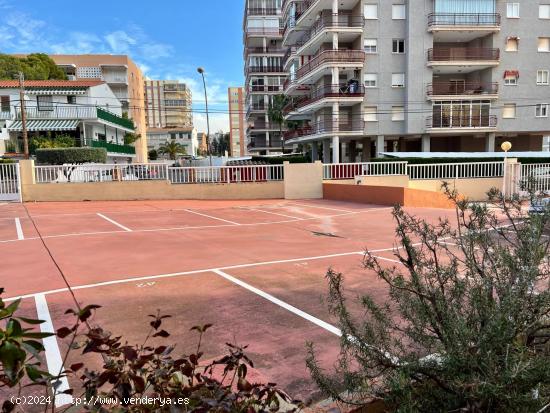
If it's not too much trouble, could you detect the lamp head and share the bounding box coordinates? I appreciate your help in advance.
[501,141,512,153]
[197,67,205,74]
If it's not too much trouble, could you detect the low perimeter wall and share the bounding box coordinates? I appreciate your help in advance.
[323,183,455,209]
[22,180,284,202]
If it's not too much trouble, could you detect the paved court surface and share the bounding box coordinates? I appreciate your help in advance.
[0,199,457,406]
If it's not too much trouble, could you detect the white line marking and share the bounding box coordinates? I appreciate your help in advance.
[244,207,302,220]
[96,213,132,232]
[14,218,24,240]
[288,202,355,213]
[213,269,342,336]
[5,250,366,302]
[34,294,73,407]
[184,209,241,225]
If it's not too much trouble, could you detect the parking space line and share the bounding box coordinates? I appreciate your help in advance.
[14,218,24,240]
[34,294,73,407]
[184,209,241,225]
[213,269,341,336]
[96,213,132,232]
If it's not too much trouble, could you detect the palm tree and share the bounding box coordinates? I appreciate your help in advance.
[158,141,187,160]
[268,94,289,155]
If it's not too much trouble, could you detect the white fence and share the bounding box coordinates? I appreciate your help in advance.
[407,162,504,180]
[0,163,20,201]
[34,164,284,185]
[520,163,550,193]
[323,162,408,180]
[169,165,284,184]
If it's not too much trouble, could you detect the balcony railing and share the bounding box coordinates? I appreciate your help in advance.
[248,85,285,93]
[246,27,284,37]
[246,65,285,74]
[428,13,501,27]
[0,111,12,120]
[296,50,365,79]
[247,7,280,16]
[244,47,286,57]
[290,84,365,110]
[428,47,500,62]
[297,13,364,48]
[283,46,299,66]
[247,121,278,131]
[427,115,497,129]
[91,140,136,155]
[427,82,499,96]
[284,119,364,139]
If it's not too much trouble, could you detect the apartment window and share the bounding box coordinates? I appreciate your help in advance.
[537,70,550,85]
[505,37,519,52]
[392,106,405,121]
[0,96,10,112]
[364,106,378,122]
[364,4,378,19]
[37,95,53,111]
[364,39,378,54]
[67,96,76,105]
[392,39,405,54]
[536,104,549,117]
[540,5,550,19]
[506,3,520,18]
[538,37,550,52]
[364,73,378,88]
[392,4,406,19]
[392,73,405,88]
[503,104,516,118]
[504,71,519,85]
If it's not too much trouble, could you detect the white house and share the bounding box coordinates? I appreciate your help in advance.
[146,127,199,158]
[0,80,137,163]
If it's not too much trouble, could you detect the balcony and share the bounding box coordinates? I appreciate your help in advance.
[0,111,11,120]
[91,140,136,155]
[427,115,497,133]
[428,13,501,41]
[427,47,500,73]
[427,82,499,99]
[295,50,365,83]
[246,104,266,117]
[296,13,364,56]
[246,65,285,75]
[285,83,364,116]
[247,7,280,16]
[247,121,279,132]
[248,85,285,94]
[245,27,283,38]
[284,119,364,142]
[244,47,285,58]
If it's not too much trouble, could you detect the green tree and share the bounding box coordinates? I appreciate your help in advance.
[307,186,550,412]
[158,141,187,160]
[268,94,289,154]
[148,149,158,161]
[0,54,66,80]
[123,132,140,146]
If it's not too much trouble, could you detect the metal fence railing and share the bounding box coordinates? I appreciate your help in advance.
[323,162,408,180]
[520,163,550,193]
[35,164,169,184]
[0,163,20,201]
[407,162,504,180]
[168,165,284,184]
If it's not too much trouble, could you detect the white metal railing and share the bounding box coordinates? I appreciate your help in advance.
[0,163,20,201]
[407,162,504,180]
[35,164,168,184]
[520,163,550,193]
[323,162,408,180]
[169,165,284,184]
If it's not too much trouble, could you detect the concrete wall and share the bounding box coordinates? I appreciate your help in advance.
[357,175,409,188]
[409,177,503,201]
[283,160,323,199]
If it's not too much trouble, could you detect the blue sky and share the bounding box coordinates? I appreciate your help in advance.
[0,0,246,132]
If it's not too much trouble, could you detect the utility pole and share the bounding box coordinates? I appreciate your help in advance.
[17,72,29,159]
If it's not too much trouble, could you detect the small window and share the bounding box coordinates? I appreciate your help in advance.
[503,104,516,118]
[364,106,378,122]
[506,3,520,18]
[538,37,550,52]
[504,71,519,85]
[505,37,518,52]
[364,4,378,19]
[536,104,549,118]
[537,70,550,85]
[0,96,10,112]
[37,95,53,111]
[392,4,406,19]
[392,106,405,121]
[539,5,550,19]
[364,39,378,54]
[392,39,405,54]
[67,96,77,105]
[391,73,405,88]
[364,73,378,88]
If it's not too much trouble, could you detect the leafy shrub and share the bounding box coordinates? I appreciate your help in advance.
[0,158,14,164]
[35,148,107,165]
[148,149,158,161]
[29,135,76,154]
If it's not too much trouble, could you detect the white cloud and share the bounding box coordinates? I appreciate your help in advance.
[104,30,136,54]
[50,32,104,55]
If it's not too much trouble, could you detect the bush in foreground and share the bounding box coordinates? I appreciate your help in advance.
[36,148,107,165]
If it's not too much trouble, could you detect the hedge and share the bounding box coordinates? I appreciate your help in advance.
[251,155,311,165]
[36,148,107,165]
[0,159,15,164]
[371,157,550,165]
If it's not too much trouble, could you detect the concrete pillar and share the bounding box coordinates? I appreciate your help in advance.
[311,142,318,162]
[332,33,339,50]
[349,140,357,163]
[332,0,338,13]
[331,67,339,85]
[323,139,331,163]
[332,135,340,163]
[486,132,496,152]
[361,138,372,161]
[421,135,431,153]
[376,135,385,158]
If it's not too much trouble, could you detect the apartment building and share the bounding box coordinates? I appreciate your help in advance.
[243,0,289,155]
[144,80,193,128]
[146,127,198,158]
[279,0,550,162]
[50,55,148,162]
[228,87,247,156]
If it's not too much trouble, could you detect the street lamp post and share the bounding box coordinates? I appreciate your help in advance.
[197,67,212,166]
